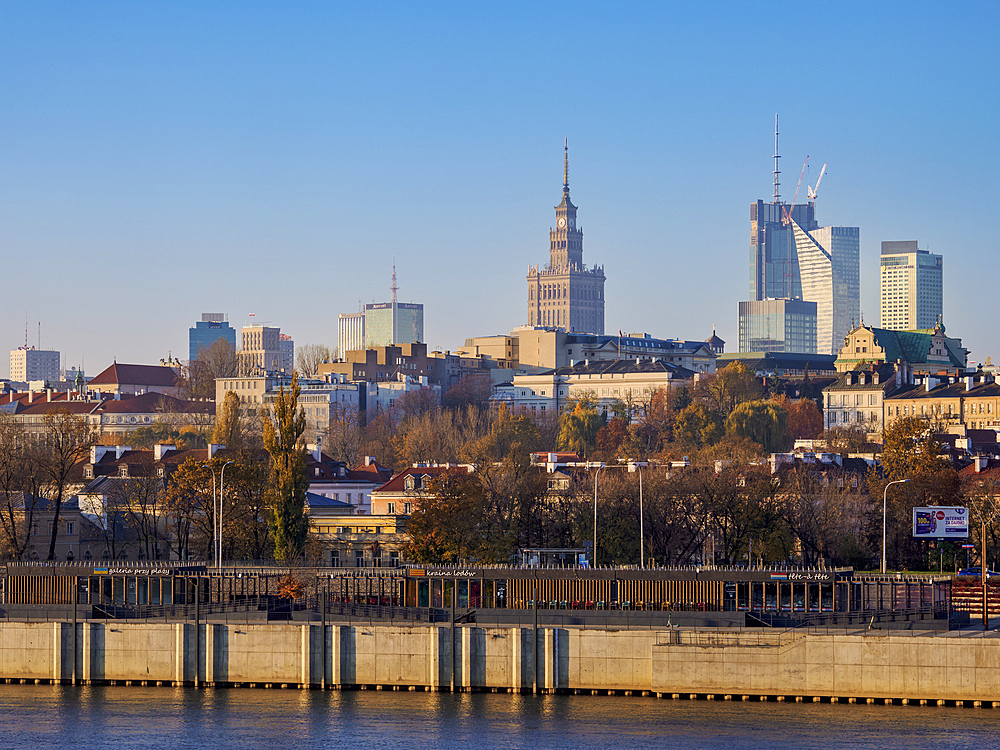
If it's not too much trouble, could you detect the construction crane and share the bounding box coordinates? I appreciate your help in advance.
[807,163,827,204]
[781,155,809,225]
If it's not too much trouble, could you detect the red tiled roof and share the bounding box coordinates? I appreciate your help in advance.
[98,392,213,415]
[88,363,179,388]
[374,465,472,493]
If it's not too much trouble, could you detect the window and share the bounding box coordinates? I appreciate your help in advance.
[330,552,340,567]
[386,502,395,514]
[403,502,412,514]
[355,551,365,568]
[65,522,75,535]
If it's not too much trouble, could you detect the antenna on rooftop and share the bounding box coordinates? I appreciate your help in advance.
[391,259,398,304]
[772,114,781,204]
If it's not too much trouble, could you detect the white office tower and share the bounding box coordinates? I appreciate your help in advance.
[791,223,860,355]
[879,241,942,331]
[10,348,60,383]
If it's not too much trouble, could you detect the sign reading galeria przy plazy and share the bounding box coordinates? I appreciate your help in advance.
[912,507,969,538]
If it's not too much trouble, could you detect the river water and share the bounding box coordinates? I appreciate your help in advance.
[2,684,998,750]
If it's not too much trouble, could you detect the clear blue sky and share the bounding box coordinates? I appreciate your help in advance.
[2,1,998,378]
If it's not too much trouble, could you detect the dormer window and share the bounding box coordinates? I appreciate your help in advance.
[405,475,418,491]
[84,467,94,479]
[119,466,128,478]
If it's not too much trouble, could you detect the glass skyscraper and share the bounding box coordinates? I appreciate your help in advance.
[189,313,236,362]
[743,200,859,356]
[364,302,423,348]
[739,299,817,354]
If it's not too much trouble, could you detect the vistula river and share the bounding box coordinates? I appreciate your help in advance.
[2,684,999,750]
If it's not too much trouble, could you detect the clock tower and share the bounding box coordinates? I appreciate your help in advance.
[526,141,606,334]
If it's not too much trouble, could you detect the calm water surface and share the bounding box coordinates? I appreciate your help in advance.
[2,684,999,750]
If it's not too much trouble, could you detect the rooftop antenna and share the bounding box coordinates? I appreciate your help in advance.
[390,259,398,304]
[564,137,569,194]
[24,312,28,349]
[772,114,781,204]
[37,321,41,350]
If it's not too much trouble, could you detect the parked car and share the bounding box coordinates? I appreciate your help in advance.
[958,567,998,578]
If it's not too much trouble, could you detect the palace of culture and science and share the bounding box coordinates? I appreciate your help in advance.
[526,144,606,335]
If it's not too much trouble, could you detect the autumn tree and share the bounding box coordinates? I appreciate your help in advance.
[178,338,239,400]
[42,410,99,560]
[725,399,790,454]
[263,372,309,561]
[699,361,763,418]
[557,394,605,457]
[785,397,824,441]
[295,344,336,377]
[675,402,724,448]
[443,374,493,411]
[0,415,46,560]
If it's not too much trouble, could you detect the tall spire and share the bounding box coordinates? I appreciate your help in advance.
[563,138,569,195]
[390,260,398,304]
[772,114,781,204]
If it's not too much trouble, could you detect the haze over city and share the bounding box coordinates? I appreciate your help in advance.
[2,2,997,377]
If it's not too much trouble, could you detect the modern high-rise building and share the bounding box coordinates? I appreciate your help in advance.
[337,267,425,351]
[738,299,817,354]
[792,223,860,355]
[338,312,366,354]
[742,121,859,355]
[239,324,282,374]
[279,334,295,373]
[188,313,236,363]
[364,302,423,348]
[526,143,605,334]
[9,347,60,384]
[879,241,942,331]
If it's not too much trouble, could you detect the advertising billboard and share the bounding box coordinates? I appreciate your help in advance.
[912,506,969,539]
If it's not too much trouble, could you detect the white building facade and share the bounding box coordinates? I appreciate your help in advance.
[9,348,60,384]
[879,240,943,331]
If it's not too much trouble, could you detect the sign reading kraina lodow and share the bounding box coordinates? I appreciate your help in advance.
[912,506,969,539]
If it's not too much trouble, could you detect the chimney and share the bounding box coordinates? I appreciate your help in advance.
[90,445,111,464]
[115,445,131,460]
[153,444,176,461]
[306,443,322,462]
[208,443,224,458]
[975,455,988,473]
[965,376,975,391]
[46,389,52,402]
[925,377,936,392]
[365,455,375,467]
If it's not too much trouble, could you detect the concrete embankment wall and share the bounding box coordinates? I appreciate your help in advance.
[2,622,1000,704]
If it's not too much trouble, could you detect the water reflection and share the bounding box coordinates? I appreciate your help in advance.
[2,685,999,750]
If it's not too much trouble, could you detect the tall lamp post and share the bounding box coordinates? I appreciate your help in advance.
[628,461,649,568]
[219,460,235,568]
[592,463,604,567]
[206,460,235,568]
[881,478,911,574]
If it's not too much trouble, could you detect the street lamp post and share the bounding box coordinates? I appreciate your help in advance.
[881,479,911,574]
[206,460,235,569]
[592,464,604,567]
[219,460,234,568]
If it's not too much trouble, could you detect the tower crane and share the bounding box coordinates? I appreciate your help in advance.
[781,155,809,225]
[807,163,827,204]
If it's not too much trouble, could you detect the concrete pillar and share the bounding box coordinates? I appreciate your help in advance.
[511,628,523,693]
[174,623,186,685]
[300,625,311,687]
[81,623,93,684]
[428,627,440,690]
[330,625,342,688]
[544,628,558,692]
[205,625,215,685]
[460,627,472,690]
[52,622,64,683]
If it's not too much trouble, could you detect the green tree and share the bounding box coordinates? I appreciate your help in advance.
[263,372,309,561]
[725,399,790,454]
[675,402,724,447]
[557,394,605,456]
[701,361,763,417]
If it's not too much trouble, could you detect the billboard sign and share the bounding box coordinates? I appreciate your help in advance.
[913,506,969,539]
